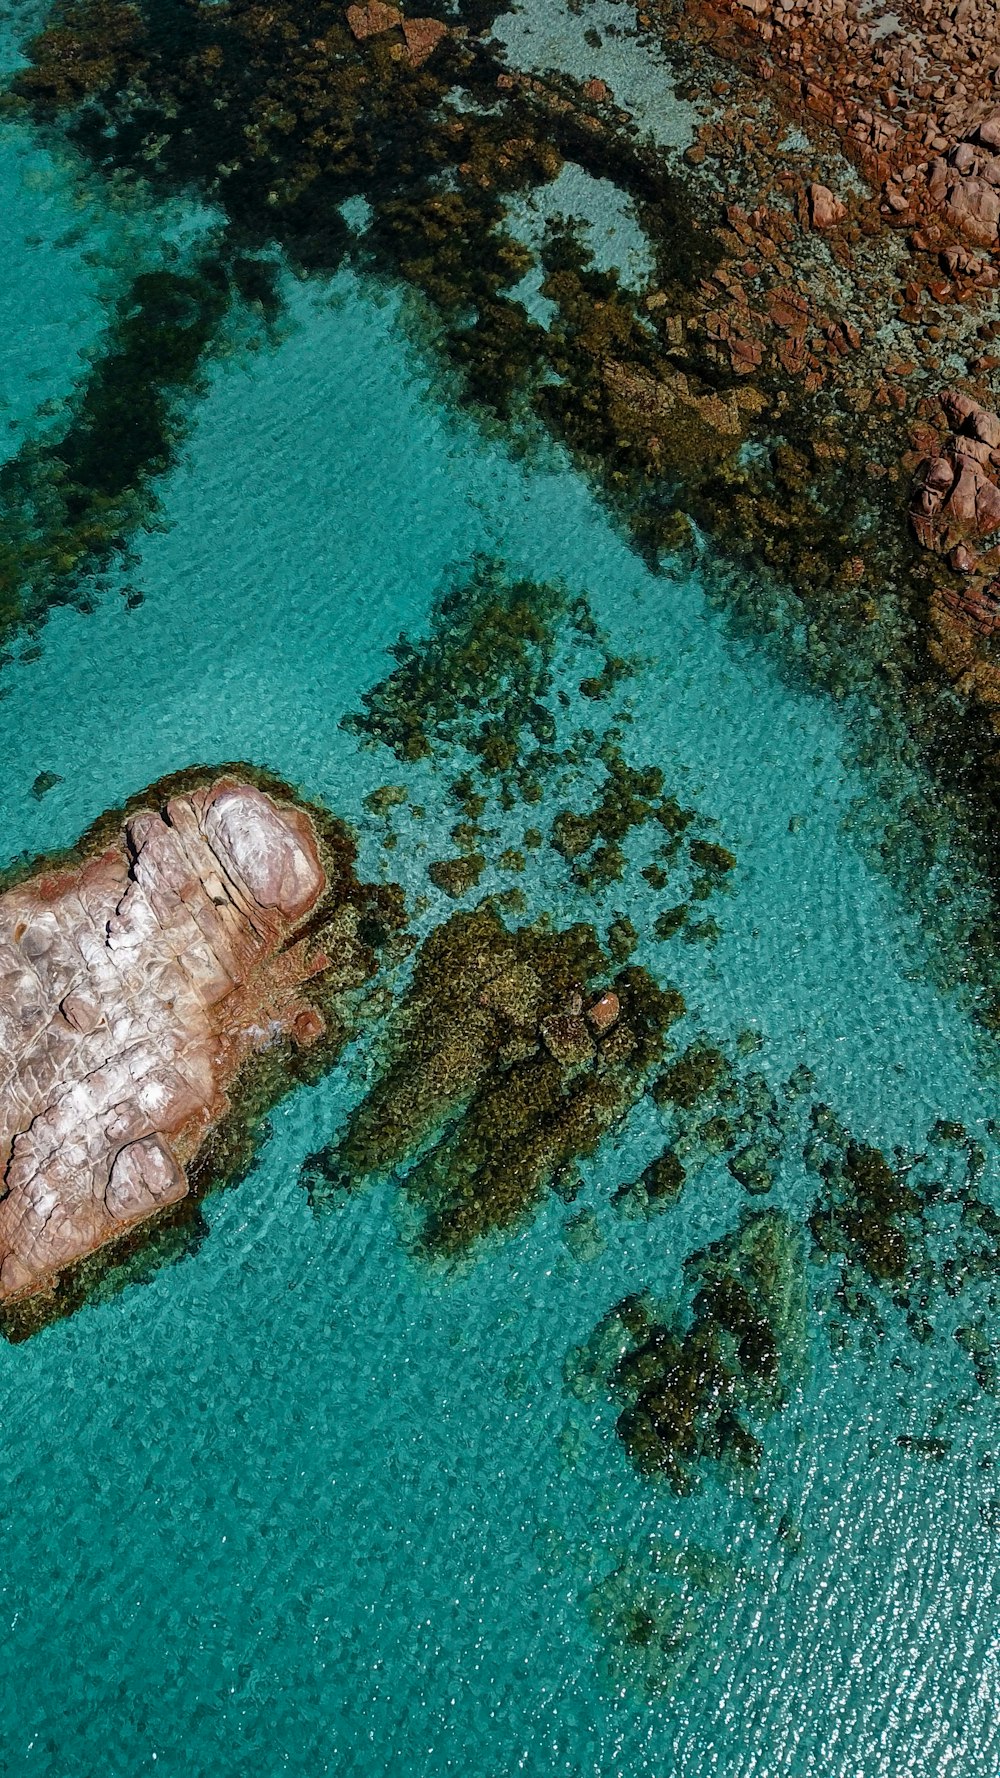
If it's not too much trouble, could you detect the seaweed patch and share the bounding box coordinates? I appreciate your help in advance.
[302,900,684,1253]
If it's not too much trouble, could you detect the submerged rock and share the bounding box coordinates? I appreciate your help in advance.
[0,774,380,1315]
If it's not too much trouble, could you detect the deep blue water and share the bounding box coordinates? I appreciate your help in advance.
[2,65,1000,1778]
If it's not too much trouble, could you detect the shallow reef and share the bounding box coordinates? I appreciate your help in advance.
[12,0,1000,1036]
[585,1542,734,1697]
[805,1106,1000,1371]
[344,555,599,800]
[569,1208,808,1494]
[302,899,684,1253]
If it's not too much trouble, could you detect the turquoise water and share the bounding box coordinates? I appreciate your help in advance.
[2,99,1000,1778]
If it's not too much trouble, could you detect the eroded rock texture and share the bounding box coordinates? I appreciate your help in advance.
[0,779,333,1303]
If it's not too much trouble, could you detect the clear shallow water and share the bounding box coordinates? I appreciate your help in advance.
[1,110,1000,1778]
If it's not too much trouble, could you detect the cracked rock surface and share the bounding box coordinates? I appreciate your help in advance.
[0,779,330,1302]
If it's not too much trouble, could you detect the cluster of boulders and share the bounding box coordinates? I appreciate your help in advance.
[928,116,1000,249]
[912,389,1000,632]
[0,781,338,1303]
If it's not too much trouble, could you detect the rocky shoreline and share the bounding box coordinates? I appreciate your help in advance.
[0,769,398,1333]
[10,0,1000,995]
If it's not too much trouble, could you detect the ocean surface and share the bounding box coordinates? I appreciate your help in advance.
[2,19,1000,1778]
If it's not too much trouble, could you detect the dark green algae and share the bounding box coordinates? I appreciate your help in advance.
[0,0,725,651]
[0,251,281,657]
[567,1208,808,1495]
[301,899,685,1255]
[343,555,601,802]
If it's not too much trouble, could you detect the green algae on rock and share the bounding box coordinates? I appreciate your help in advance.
[301,899,684,1253]
[804,1107,1000,1347]
[612,1145,686,1218]
[585,1545,730,1698]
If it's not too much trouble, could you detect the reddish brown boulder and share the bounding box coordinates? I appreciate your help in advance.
[806,183,846,229]
[944,175,1000,248]
[345,1,402,40]
[0,779,350,1305]
[980,114,1000,151]
[586,991,620,1035]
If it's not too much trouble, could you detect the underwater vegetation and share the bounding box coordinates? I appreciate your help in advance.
[343,555,604,800]
[0,257,257,651]
[302,899,683,1253]
[804,1106,1000,1372]
[345,552,745,982]
[0,761,407,1340]
[564,1054,1000,1507]
[611,1035,814,1216]
[585,1542,735,1698]
[567,1209,808,1494]
[313,553,751,1257]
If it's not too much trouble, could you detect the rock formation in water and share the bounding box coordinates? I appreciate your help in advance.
[0,775,374,1310]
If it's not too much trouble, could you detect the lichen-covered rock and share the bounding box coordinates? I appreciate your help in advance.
[0,779,337,1304]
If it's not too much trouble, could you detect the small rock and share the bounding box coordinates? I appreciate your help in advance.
[30,771,62,800]
[586,991,620,1034]
[345,1,402,40]
[562,1208,606,1262]
[293,1008,325,1044]
[807,182,847,228]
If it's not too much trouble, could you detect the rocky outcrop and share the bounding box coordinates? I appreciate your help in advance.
[0,776,371,1308]
[912,389,1000,634]
[928,118,1000,249]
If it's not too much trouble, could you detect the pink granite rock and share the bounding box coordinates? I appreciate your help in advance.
[806,182,846,228]
[402,17,448,65]
[943,173,1000,247]
[911,391,1000,633]
[345,1,401,40]
[0,779,333,1304]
